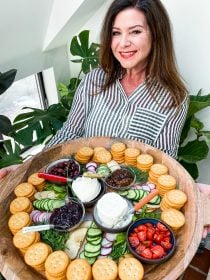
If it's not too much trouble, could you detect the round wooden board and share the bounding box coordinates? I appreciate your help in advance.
[0,137,207,280]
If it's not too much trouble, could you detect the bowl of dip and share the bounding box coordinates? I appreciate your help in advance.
[93,192,133,233]
[71,176,106,208]
[104,167,136,191]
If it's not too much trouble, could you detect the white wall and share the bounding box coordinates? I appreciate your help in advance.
[70,0,210,183]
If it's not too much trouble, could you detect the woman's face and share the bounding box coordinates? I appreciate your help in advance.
[111,7,152,73]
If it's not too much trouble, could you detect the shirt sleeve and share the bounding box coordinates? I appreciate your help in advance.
[154,96,189,159]
[45,79,86,148]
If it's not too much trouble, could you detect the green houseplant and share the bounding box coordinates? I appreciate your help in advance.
[0,30,209,181]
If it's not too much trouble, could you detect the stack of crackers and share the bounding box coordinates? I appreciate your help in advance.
[28,173,46,192]
[148,163,168,184]
[8,212,32,235]
[161,208,186,233]
[157,174,177,197]
[10,197,33,214]
[66,259,92,280]
[160,189,187,211]
[13,230,40,255]
[14,182,36,201]
[75,147,94,164]
[45,251,70,280]
[110,142,126,164]
[124,148,141,166]
[24,242,52,271]
[136,154,154,171]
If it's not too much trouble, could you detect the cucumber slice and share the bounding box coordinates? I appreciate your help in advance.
[126,190,137,200]
[118,190,128,197]
[52,199,65,209]
[134,190,140,201]
[84,243,101,253]
[79,251,96,265]
[84,250,101,258]
[89,237,102,246]
[87,228,102,237]
[148,195,161,205]
[86,235,100,242]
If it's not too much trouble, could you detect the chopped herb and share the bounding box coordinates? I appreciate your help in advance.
[40,228,69,251]
[125,166,148,184]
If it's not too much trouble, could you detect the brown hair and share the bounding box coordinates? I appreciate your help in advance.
[100,0,188,106]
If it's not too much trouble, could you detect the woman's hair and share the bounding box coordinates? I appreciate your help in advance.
[100,0,188,106]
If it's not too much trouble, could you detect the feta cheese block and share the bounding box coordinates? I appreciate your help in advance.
[72,177,101,202]
[96,192,128,228]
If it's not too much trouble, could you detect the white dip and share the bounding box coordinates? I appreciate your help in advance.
[96,192,128,228]
[72,177,101,202]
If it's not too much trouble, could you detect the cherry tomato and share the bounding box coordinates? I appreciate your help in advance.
[146,227,155,240]
[137,225,147,232]
[157,222,168,232]
[151,245,165,259]
[154,233,164,244]
[130,232,138,238]
[161,241,173,250]
[128,236,140,248]
[136,243,146,255]
[140,248,153,259]
[142,240,152,247]
[145,222,153,228]
[163,236,171,243]
[137,231,147,242]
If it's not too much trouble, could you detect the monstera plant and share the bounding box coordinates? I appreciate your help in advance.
[0,30,100,168]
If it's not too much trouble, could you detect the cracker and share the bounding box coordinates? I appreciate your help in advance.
[157,174,176,188]
[96,149,112,163]
[14,182,36,198]
[28,173,45,186]
[45,251,70,275]
[8,212,31,234]
[124,148,140,158]
[10,197,32,214]
[118,257,144,280]
[66,259,92,280]
[111,142,126,153]
[166,189,187,206]
[13,231,37,249]
[92,258,118,280]
[161,208,185,229]
[24,242,50,267]
[150,164,168,176]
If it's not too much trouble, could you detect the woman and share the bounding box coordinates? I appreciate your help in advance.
[46,0,188,159]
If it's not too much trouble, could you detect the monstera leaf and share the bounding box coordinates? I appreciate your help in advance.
[0,115,13,135]
[178,160,199,180]
[0,139,23,168]
[70,30,100,73]
[0,69,17,94]
[10,104,68,146]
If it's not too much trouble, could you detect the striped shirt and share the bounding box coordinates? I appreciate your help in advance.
[47,68,188,158]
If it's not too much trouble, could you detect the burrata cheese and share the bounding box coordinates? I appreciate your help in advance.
[71,177,101,202]
[96,192,128,228]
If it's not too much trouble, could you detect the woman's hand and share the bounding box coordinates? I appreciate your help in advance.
[0,165,20,179]
[196,182,210,238]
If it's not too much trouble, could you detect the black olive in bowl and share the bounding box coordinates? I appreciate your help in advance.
[45,158,81,184]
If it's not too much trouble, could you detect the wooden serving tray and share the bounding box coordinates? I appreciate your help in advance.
[0,137,209,280]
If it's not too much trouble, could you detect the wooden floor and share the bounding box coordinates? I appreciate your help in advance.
[1,249,210,279]
[179,248,210,280]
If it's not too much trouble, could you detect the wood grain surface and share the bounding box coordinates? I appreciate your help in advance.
[0,137,209,280]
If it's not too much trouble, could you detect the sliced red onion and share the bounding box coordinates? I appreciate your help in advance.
[147,183,156,190]
[101,238,113,248]
[104,233,117,242]
[142,185,151,192]
[100,247,112,256]
[86,162,97,169]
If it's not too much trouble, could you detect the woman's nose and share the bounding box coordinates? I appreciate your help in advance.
[119,35,131,47]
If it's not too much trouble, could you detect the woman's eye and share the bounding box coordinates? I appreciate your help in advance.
[131,30,141,35]
[112,31,121,36]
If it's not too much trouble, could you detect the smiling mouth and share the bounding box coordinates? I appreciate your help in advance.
[119,51,137,59]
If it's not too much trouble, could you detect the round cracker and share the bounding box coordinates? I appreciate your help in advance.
[45,250,70,275]
[118,257,144,280]
[92,258,118,280]
[66,259,92,280]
